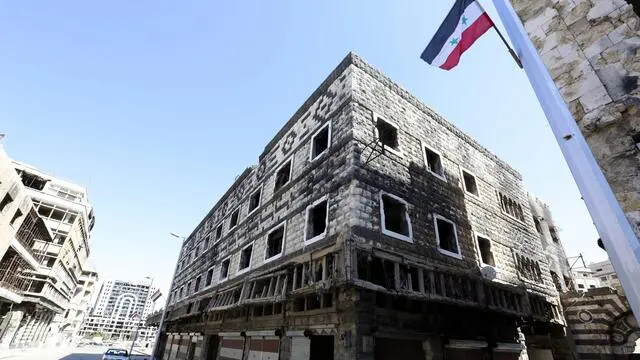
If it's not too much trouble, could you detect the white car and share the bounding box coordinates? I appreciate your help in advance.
[102,348,129,360]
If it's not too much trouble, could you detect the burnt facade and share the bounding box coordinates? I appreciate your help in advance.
[157,53,565,360]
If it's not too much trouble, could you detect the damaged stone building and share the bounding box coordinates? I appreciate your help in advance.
[155,53,566,360]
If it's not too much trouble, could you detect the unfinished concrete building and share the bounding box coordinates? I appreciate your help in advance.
[156,53,566,360]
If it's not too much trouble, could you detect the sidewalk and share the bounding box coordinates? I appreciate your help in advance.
[0,346,72,359]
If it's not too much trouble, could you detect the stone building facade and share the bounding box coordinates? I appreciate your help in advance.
[156,53,566,360]
[509,0,640,240]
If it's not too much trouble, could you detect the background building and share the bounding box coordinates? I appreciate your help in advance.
[0,145,57,349]
[155,53,566,360]
[571,267,602,293]
[529,194,575,293]
[79,279,157,342]
[0,157,97,348]
[589,259,622,290]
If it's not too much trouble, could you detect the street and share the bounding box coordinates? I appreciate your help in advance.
[0,346,152,360]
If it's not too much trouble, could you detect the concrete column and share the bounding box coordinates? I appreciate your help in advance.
[11,312,33,348]
[0,310,24,349]
[32,313,50,346]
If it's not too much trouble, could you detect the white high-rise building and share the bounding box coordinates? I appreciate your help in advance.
[79,279,157,342]
[589,260,622,290]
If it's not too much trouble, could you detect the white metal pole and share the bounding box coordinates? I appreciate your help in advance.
[151,236,183,360]
[491,0,640,318]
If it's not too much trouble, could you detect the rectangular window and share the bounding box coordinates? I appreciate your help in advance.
[424,146,444,178]
[435,216,461,258]
[305,197,328,243]
[186,281,192,295]
[274,160,292,192]
[376,117,399,150]
[533,217,542,233]
[204,235,210,249]
[239,244,253,271]
[476,236,495,267]
[600,276,607,281]
[380,193,412,242]
[462,170,479,196]
[10,209,23,226]
[220,259,230,280]
[498,192,525,222]
[215,224,223,241]
[0,193,13,213]
[230,209,240,229]
[248,188,262,213]
[194,276,201,292]
[265,224,285,260]
[310,122,331,160]
[195,246,200,258]
[549,226,560,242]
[179,286,184,298]
[205,268,214,287]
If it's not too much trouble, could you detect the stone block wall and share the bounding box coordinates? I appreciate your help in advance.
[511,0,640,238]
[170,57,357,304]
[347,56,557,299]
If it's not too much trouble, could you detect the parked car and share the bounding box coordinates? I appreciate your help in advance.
[102,348,129,360]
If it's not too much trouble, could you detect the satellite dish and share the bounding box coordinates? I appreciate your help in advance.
[480,266,497,280]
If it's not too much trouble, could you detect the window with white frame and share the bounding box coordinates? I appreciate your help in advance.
[248,187,262,213]
[380,193,412,242]
[238,243,253,271]
[462,169,479,196]
[230,208,240,229]
[305,197,328,243]
[215,224,223,241]
[310,122,331,160]
[434,215,461,258]
[220,258,230,280]
[205,267,214,287]
[376,117,399,151]
[476,235,495,267]
[194,276,201,293]
[186,281,192,295]
[424,146,444,178]
[265,223,285,260]
[274,159,292,192]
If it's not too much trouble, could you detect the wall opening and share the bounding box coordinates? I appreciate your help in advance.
[381,194,410,238]
[311,123,330,159]
[306,199,328,241]
[435,216,460,257]
[424,146,444,177]
[266,225,284,260]
[239,245,253,270]
[462,170,478,196]
[274,160,292,192]
[477,236,494,266]
[376,118,399,150]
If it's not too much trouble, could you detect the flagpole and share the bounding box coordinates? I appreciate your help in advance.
[491,24,522,69]
[490,0,640,319]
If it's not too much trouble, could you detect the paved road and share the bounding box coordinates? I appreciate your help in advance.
[0,346,152,360]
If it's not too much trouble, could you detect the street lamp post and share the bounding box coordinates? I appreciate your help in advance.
[151,232,184,360]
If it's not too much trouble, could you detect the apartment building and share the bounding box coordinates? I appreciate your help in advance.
[0,145,57,349]
[156,53,565,360]
[588,260,622,290]
[571,267,601,293]
[79,279,157,342]
[7,161,96,346]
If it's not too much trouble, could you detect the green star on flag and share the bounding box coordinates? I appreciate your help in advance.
[449,38,459,46]
[461,16,468,25]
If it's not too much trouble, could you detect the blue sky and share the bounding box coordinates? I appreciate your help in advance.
[0,1,604,297]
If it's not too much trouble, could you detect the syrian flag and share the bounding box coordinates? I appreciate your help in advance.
[421,0,494,70]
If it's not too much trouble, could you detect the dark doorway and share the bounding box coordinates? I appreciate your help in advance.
[206,335,219,360]
[374,338,424,360]
[187,341,196,360]
[310,335,334,360]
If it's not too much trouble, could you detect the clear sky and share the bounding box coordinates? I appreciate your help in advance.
[0,1,605,297]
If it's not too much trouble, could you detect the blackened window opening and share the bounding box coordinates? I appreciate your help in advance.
[436,218,458,254]
[205,268,214,286]
[274,161,292,191]
[239,245,252,270]
[266,226,284,259]
[307,200,327,240]
[381,195,409,236]
[220,259,230,279]
[477,236,494,266]
[230,209,239,228]
[377,119,398,149]
[462,171,478,195]
[312,126,330,158]
[249,189,261,212]
[425,148,443,176]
